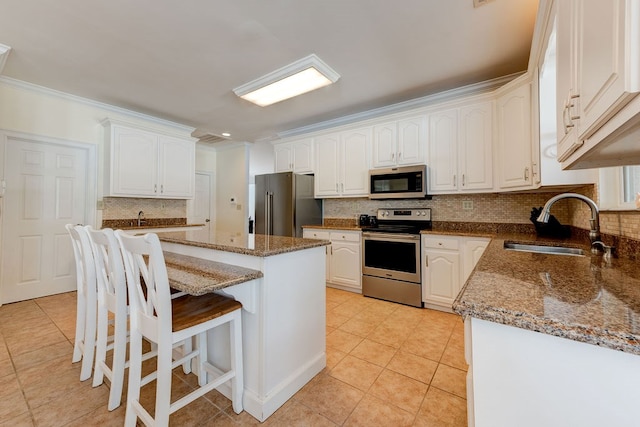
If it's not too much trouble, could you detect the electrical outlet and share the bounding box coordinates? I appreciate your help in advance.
[462,200,474,210]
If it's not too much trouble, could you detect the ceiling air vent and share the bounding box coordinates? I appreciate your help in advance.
[191,129,231,144]
[473,0,495,7]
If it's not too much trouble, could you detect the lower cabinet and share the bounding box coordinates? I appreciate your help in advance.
[303,228,362,293]
[422,234,489,312]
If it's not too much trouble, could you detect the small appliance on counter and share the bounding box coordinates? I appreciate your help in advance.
[359,214,369,226]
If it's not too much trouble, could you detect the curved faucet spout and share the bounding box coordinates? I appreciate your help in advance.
[536,193,600,244]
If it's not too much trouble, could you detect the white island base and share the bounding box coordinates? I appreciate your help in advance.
[161,241,326,422]
[466,317,640,427]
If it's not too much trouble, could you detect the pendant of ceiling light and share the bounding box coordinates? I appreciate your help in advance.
[233,54,340,107]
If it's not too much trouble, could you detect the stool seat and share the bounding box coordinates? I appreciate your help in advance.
[171,293,242,332]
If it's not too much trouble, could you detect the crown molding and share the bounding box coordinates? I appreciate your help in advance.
[0,76,195,134]
[275,72,523,139]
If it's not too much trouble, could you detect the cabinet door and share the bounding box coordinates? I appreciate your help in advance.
[274,144,293,172]
[314,133,340,197]
[292,138,314,174]
[463,239,489,283]
[459,102,493,191]
[577,0,640,137]
[341,127,371,196]
[111,126,158,196]
[423,248,461,306]
[497,81,533,189]
[397,115,427,166]
[303,229,331,282]
[330,240,361,290]
[372,122,397,168]
[428,109,458,193]
[158,136,195,198]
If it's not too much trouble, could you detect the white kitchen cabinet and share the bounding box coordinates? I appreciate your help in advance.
[103,120,195,199]
[496,79,534,190]
[274,138,314,174]
[302,229,331,283]
[556,0,640,168]
[314,128,370,198]
[372,115,427,168]
[428,100,493,194]
[422,234,489,312]
[303,228,362,292]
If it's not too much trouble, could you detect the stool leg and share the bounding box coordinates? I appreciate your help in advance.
[155,338,173,426]
[182,337,192,374]
[124,328,143,427]
[80,300,96,381]
[72,293,85,363]
[195,332,208,387]
[92,303,108,387]
[107,310,127,410]
[230,311,244,414]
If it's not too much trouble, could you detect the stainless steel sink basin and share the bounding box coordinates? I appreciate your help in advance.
[503,242,586,257]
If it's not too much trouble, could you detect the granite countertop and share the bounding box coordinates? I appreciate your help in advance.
[158,230,330,257]
[302,224,363,231]
[164,252,263,296]
[453,233,640,355]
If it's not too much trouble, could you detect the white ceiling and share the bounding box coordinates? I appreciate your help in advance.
[0,0,539,142]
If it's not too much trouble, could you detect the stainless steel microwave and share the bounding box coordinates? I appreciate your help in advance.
[369,165,428,199]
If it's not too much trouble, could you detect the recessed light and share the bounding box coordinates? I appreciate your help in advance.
[233,54,340,107]
[221,132,231,137]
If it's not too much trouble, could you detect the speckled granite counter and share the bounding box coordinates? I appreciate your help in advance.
[157,231,329,257]
[164,252,262,296]
[453,233,640,355]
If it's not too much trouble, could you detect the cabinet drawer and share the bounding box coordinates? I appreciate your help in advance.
[423,236,459,250]
[330,232,360,242]
[303,229,330,240]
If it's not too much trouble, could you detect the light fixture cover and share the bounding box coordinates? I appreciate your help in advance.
[0,43,12,75]
[233,54,340,107]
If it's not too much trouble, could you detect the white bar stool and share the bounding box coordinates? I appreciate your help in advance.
[87,226,194,411]
[66,224,98,382]
[116,231,244,427]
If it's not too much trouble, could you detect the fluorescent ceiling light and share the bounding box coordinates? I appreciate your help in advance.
[0,44,12,74]
[233,54,340,107]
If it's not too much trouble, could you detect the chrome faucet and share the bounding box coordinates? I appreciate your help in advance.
[537,193,600,245]
[137,210,146,227]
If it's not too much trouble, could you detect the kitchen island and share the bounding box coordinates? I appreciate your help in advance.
[157,230,330,422]
[453,234,640,427]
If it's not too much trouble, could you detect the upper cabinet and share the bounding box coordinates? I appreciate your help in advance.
[274,138,314,174]
[372,115,427,168]
[428,100,494,194]
[556,0,640,168]
[496,79,534,190]
[314,127,370,198]
[103,120,195,199]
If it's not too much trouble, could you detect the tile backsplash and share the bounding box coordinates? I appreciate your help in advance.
[102,197,187,221]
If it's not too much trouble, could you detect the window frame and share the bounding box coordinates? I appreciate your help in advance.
[599,166,640,210]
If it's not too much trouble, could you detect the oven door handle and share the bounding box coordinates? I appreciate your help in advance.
[362,232,420,242]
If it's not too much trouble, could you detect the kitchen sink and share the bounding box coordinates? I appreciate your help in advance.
[503,242,586,257]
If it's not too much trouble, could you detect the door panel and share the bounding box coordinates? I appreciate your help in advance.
[2,137,89,303]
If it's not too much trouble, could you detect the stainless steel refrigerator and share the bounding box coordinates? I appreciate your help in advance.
[255,172,322,237]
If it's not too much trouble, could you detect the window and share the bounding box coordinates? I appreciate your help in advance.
[623,165,640,204]
[599,166,640,210]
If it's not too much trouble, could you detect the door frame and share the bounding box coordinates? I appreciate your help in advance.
[0,129,98,306]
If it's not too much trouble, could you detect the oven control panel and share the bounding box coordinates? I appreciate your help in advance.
[376,208,431,221]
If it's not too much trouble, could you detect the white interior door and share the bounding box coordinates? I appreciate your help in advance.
[1,134,92,303]
[187,171,213,239]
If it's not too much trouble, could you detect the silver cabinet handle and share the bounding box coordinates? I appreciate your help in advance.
[425,255,429,267]
[453,175,457,187]
[462,174,465,187]
[524,167,529,180]
[154,184,157,193]
[391,152,395,160]
[398,152,402,159]
[341,183,344,192]
[160,184,163,194]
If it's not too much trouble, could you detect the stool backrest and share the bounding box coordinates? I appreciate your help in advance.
[87,227,126,310]
[66,224,97,302]
[116,231,172,337]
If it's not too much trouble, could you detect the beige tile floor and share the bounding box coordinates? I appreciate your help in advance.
[0,287,468,426]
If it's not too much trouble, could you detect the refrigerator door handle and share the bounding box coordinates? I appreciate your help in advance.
[268,192,274,235]
[264,191,270,235]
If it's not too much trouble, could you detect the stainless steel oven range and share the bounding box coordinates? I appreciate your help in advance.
[362,208,431,307]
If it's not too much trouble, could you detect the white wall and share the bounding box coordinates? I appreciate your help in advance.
[249,140,275,183]
[215,144,249,234]
[0,78,196,225]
